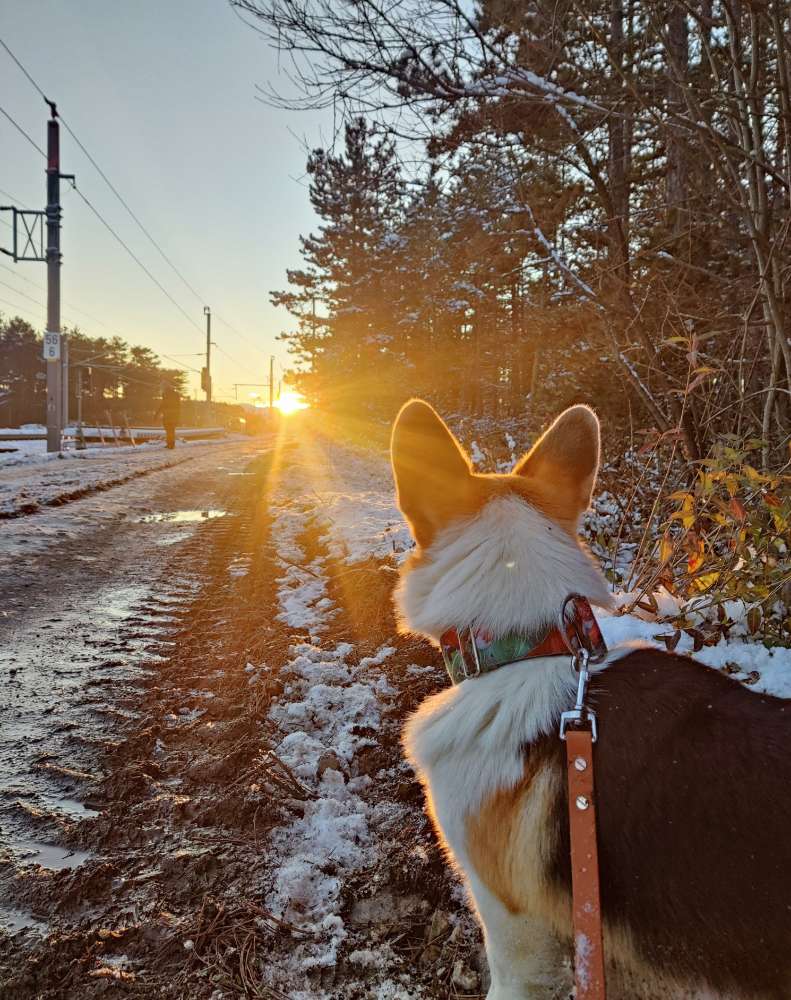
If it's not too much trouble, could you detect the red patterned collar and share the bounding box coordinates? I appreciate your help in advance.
[440,595,607,685]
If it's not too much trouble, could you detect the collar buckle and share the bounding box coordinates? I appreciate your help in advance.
[458,627,482,679]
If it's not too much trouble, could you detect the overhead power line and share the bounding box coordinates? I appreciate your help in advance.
[0,37,47,101]
[0,260,44,291]
[0,294,42,325]
[0,40,203,343]
[0,276,43,309]
[0,103,45,157]
[1,35,267,366]
[0,272,196,379]
[0,186,31,209]
[213,312,270,360]
[0,260,133,337]
[77,362,177,392]
[158,352,203,375]
[57,116,206,304]
[71,183,204,336]
[2,38,259,348]
[0,272,122,336]
[213,342,248,371]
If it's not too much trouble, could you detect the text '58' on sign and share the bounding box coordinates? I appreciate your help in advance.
[43,331,61,361]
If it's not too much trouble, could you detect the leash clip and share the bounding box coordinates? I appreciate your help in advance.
[558,594,605,743]
[559,647,597,742]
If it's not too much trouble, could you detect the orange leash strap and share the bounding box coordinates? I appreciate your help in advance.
[565,727,606,999]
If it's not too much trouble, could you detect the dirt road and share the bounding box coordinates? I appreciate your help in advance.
[0,426,487,1000]
[0,442,262,879]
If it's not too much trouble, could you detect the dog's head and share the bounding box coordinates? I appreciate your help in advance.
[390,400,612,640]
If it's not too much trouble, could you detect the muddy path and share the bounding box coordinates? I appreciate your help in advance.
[0,427,490,1000]
[0,441,264,958]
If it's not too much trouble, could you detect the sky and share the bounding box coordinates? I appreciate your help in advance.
[0,0,332,403]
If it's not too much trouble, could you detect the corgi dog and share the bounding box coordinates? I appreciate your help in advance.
[390,399,791,1000]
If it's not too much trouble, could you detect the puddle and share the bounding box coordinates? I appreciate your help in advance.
[8,791,100,822]
[48,795,100,820]
[16,840,92,871]
[0,903,47,935]
[139,509,227,524]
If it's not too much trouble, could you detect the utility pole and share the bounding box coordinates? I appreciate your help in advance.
[269,355,274,410]
[1,106,73,452]
[203,306,212,403]
[45,103,63,452]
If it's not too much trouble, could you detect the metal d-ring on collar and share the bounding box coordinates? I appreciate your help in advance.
[558,592,606,743]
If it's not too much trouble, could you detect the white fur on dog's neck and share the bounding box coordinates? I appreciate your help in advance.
[396,494,613,642]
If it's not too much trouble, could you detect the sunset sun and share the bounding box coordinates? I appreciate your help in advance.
[274,389,309,415]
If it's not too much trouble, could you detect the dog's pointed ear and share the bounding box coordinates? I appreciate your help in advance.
[391,399,471,548]
[513,405,600,521]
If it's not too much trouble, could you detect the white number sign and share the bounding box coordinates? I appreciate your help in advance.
[43,331,61,361]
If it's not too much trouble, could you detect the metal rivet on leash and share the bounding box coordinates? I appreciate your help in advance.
[574,757,587,771]
[575,795,590,810]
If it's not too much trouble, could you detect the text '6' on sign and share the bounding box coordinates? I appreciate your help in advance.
[43,331,61,361]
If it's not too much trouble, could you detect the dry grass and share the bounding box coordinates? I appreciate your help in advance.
[176,897,305,999]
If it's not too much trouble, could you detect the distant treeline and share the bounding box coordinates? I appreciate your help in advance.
[261,0,791,471]
[0,315,242,429]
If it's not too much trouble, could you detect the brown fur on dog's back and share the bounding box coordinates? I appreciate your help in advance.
[563,648,791,998]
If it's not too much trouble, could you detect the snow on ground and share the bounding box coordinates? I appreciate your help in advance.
[0,437,166,467]
[2,421,788,993]
[270,490,333,635]
[0,435,243,516]
[267,641,394,971]
[261,436,424,998]
[599,604,791,698]
[307,445,414,564]
[0,425,226,464]
[280,432,791,693]
[0,428,233,471]
[1,437,139,469]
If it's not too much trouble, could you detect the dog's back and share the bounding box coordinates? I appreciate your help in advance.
[391,399,791,999]
[570,649,791,997]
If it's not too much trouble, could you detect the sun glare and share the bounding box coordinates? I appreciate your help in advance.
[275,389,309,415]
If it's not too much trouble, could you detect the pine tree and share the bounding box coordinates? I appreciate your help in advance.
[273,118,404,414]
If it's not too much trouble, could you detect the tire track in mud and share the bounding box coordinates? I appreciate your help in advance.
[0,442,279,997]
[216,433,489,1000]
